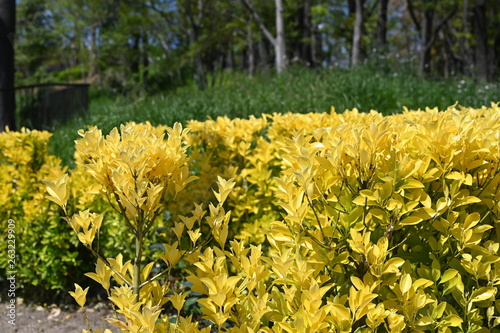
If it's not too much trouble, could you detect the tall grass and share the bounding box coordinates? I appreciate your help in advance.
[48,64,499,166]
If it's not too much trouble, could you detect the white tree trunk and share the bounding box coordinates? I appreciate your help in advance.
[241,0,286,74]
[351,0,364,67]
[275,0,286,73]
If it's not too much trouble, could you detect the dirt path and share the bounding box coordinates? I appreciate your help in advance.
[1,299,119,333]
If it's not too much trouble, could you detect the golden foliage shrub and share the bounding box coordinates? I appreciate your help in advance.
[179,105,500,332]
[6,104,500,332]
[0,128,95,296]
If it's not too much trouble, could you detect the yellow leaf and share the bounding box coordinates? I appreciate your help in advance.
[440,269,458,284]
[168,292,188,312]
[463,212,480,230]
[400,274,412,295]
[412,278,433,289]
[188,229,202,245]
[400,215,423,226]
[160,242,184,266]
[471,287,496,303]
[400,179,425,189]
[418,316,434,326]
[43,174,69,210]
[141,262,155,282]
[211,292,226,308]
[85,259,112,291]
[68,283,89,308]
[213,176,235,204]
[442,314,463,327]
[172,222,184,240]
[350,276,364,290]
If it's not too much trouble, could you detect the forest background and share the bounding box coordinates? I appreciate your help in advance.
[1,0,500,164]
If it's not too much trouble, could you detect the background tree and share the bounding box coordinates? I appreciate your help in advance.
[376,0,389,51]
[0,0,16,130]
[472,0,489,81]
[9,0,500,95]
[407,0,458,75]
[351,0,365,66]
[16,0,59,83]
[242,0,286,73]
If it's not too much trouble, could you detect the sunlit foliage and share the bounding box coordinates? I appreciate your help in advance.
[2,104,500,331]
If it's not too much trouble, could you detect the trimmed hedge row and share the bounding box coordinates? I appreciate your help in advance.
[1,104,499,332]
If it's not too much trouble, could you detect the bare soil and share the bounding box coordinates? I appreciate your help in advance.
[1,299,119,333]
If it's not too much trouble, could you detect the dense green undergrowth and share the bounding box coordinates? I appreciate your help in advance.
[48,64,499,166]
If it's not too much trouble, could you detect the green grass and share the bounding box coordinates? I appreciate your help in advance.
[48,64,499,166]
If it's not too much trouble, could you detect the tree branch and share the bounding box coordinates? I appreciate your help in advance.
[197,0,204,27]
[425,4,458,50]
[145,1,189,36]
[406,0,421,33]
[240,0,276,46]
[366,0,379,20]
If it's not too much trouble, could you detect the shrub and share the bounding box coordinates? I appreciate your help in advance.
[45,104,500,332]
[3,103,499,331]
[0,128,94,299]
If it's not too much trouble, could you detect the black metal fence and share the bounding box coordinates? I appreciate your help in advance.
[3,83,90,130]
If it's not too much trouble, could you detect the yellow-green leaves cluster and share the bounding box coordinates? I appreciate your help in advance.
[6,103,500,332]
[75,122,196,229]
[0,128,88,294]
[47,122,240,332]
[177,104,500,332]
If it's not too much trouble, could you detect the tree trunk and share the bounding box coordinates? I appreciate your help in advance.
[441,24,460,77]
[376,0,389,51]
[458,0,473,75]
[312,8,322,68]
[419,0,435,74]
[0,0,15,131]
[351,0,364,67]
[275,0,286,73]
[257,39,270,71]
[494,4,500,78]
[130,33,140,76]
[141,34,149,90]
[302,0,316,67]
[247,20,255,77]
[194,52,207,90]
[226,50,234,71]
[186,0,207,90]
[473,0,489,81]
[241,0,286,74]
[88,23,99,83]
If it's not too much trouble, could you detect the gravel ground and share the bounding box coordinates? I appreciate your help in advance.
[1,299,120,333]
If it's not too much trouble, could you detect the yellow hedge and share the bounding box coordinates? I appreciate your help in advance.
[2,104,500,332]
[0,128,95,295]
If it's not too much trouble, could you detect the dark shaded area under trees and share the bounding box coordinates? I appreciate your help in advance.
[1,0,500,129]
